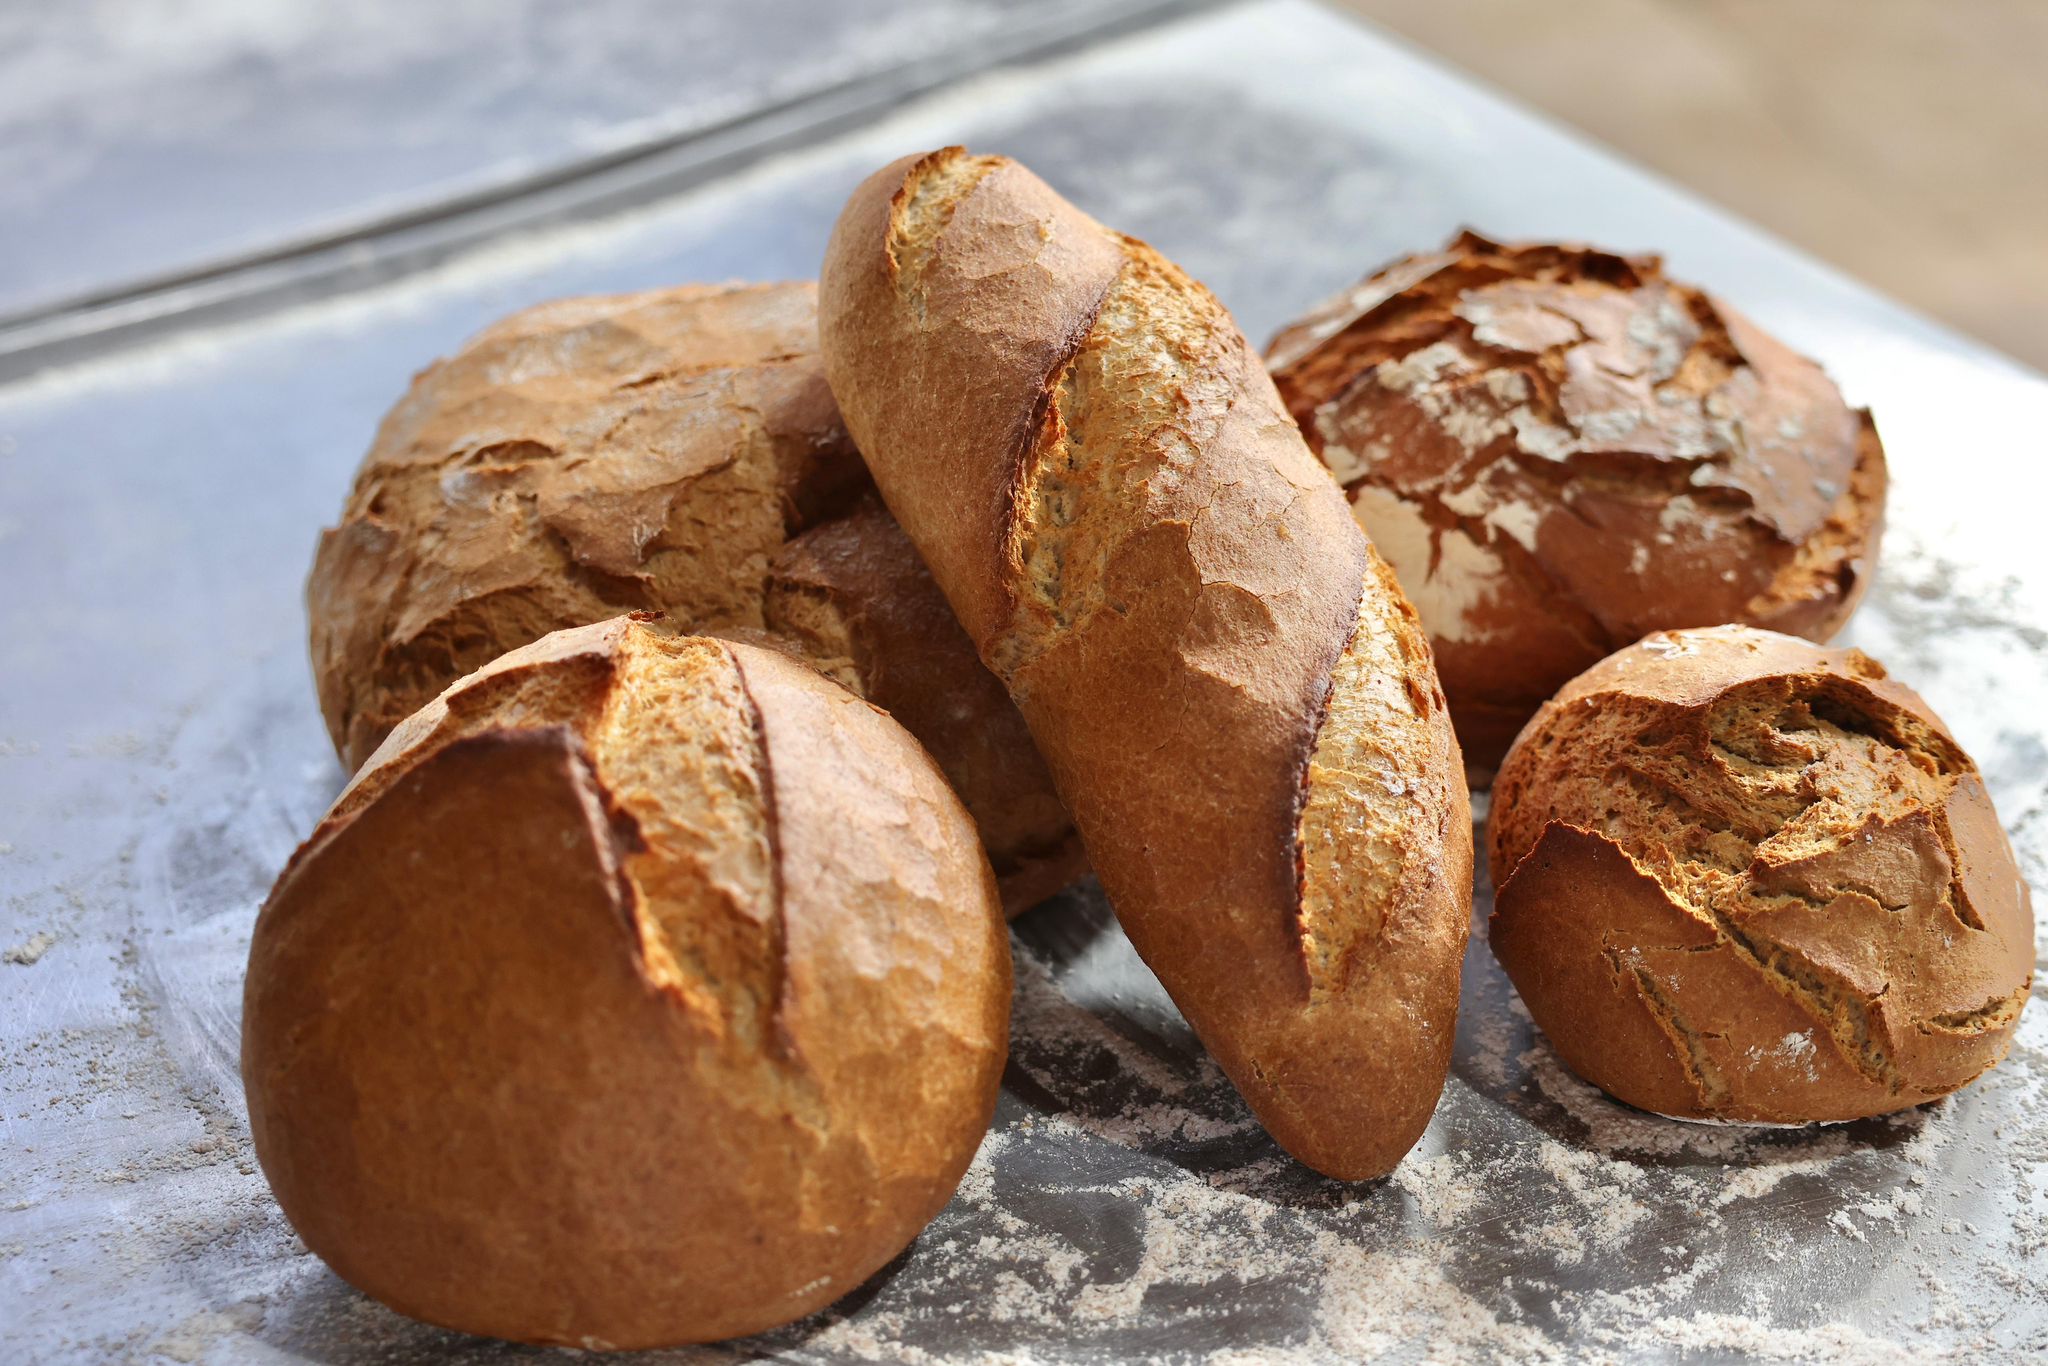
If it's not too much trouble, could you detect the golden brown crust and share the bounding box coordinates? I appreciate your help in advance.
[821,148,1472,1179]
[1268,232,1888,779]
[766,495,1086,913]
[244,619,1010,1348]
[1487,624,2034,1123]
[308,283,863,767]
[307,281,1078,911]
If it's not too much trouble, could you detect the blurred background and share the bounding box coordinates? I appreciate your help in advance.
[3,0,2043,369]
[1341,0,2048,369]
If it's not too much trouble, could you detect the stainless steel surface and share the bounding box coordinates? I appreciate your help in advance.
[0,0,1164,321]
[0,0,1201,377]
[2,2,2044,1361]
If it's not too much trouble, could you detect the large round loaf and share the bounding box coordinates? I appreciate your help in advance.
[243,617,1011,1348]
[1269,233,1887,778]
[306,282,1080,909]
[1488,625,2033,1123]
[820,148,1472,1180]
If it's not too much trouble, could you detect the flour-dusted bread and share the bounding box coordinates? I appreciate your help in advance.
[243,617,1011,1348]
[820,148,1472,1180]
[1488,625,2033,1124]
[1269,233,1887,779]
[306,282,1076,908]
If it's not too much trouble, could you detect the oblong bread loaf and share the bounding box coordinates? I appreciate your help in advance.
[820,148,1473,1179]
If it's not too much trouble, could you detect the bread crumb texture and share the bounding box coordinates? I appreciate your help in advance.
[244,617,1009,1348]
[1269,232,1887,774]
[1488,625,2034,1123]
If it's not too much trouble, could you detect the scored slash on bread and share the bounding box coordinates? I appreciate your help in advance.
[1487,625,2034,1124]
[821,147,1474,1180]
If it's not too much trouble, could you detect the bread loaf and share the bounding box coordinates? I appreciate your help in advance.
[820,148,1472,1179]
[1488,625,2034,1123]
[767,493,1085,911]
[1268,233,1887,779]
[306,281,1076,908]
[244,616,1010,1347]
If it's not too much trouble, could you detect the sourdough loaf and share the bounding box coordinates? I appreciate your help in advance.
[1269,233,1887,778]
[820,149,1472,1180]
[244,617,1010,1347]
[1489,625,2034,1123]
[306,281,1075,908]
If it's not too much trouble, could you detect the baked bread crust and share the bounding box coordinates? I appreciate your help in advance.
[821,148,1472,1180]
[306,281,1075,908]
[766,494,1086,913]
[1269,233,1888,779]
[1488,625,2034,1123]
[244,618,1010,1347]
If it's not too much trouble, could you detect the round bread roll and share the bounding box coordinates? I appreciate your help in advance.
[1488,625,2033,1124]
[307,281,1080,910]
[1268,233,1887,778]
[243,617,1011,1348]
[766,493,1082,913]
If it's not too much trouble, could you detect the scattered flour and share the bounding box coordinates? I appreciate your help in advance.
[4,930,56,965]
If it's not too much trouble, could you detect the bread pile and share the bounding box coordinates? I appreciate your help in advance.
[1268,233,1887,777]
[241,148,2033,1350]
[305,282,1079,912]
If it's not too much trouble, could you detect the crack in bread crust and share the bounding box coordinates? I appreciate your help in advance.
[308,283,857,770]
[590,633,787,1060]
[344,625,794,1064]
[887,147,1003,304]
[1622,953,1731,1109]
[1599,681,1965,1090]
[1295,573,1436,1002]
[1268,234,1887,775]
[993,240,1241,678]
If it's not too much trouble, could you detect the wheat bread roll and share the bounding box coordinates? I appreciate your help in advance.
[1269,233,1887,779]
[243,617,1011,1348]
[767,493,1085,912]
[306,281,1076,909]
[1488,625,2034,1123]
[820,148,1472,1180]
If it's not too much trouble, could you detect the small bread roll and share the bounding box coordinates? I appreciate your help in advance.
[1488,625,2033,1124]
[1269,233,1887,778]
[243,617,1010,1348]
[306,282,1079,908]
[766,494,1082,912]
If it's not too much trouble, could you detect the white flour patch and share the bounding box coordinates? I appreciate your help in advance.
[1393,1151,1485,1228]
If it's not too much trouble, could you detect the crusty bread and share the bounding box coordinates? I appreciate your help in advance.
[305,281,1077,908]
[820,148,1472,1180]
[1488,625,2034,1123]
[1268,233,1887,780]
[244,617,1011,1348]
[766,493,1086,913]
